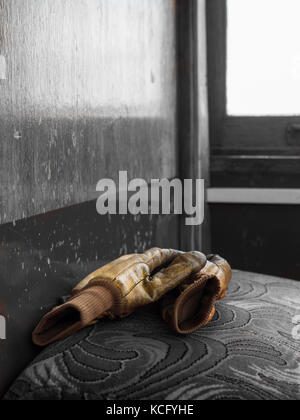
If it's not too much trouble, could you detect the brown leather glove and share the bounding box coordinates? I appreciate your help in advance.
[33,248,207,346]
[161,255,232,334]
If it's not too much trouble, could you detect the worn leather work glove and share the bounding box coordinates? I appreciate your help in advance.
[161,255,232,334]
[33,248,207,346]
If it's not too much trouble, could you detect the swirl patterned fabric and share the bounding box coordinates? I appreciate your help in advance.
[5,271,300,400]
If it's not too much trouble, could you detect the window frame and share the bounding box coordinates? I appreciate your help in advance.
[206,0,300,155]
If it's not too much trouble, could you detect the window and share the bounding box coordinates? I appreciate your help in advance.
[207,0,300,155]
[227,0,300,117]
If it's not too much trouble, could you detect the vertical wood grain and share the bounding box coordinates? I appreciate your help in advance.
[0,0,177,224]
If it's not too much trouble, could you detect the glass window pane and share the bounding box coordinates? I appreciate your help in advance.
[227,0,300,116]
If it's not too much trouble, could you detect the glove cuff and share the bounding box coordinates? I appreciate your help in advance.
[32,284,120,346]
[161,255,232,334]
[161,273,220,334]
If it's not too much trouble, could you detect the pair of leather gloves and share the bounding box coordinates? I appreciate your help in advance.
[33,248,232,346]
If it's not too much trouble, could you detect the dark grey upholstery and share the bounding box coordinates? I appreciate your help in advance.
[5,271,300,400]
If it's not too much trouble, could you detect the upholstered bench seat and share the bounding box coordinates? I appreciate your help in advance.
[5,271,300,400]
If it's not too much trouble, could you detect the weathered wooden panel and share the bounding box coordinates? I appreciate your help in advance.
[0,0,180,396]
[0,0,177,224]
[211,155,300,188]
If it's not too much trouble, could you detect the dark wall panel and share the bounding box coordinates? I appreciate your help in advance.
[210,204,300,281]
[0,201,179,397]
[0,0,177,224]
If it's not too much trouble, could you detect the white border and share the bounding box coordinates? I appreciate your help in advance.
[207,188,300,205]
